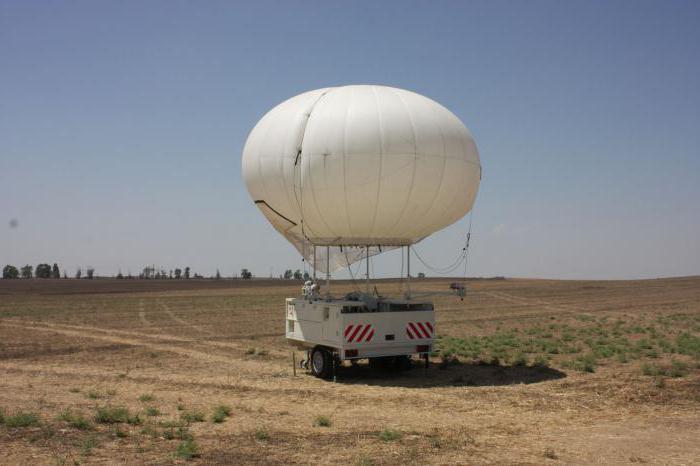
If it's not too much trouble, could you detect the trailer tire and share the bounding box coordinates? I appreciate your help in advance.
[395,355,412,371]
[310,347,333,379]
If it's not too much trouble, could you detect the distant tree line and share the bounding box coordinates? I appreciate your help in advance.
[280,269,310,280]
[2,263,73,279]
[1,263,293,281]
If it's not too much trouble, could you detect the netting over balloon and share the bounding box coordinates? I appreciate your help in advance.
[242,85,480,272]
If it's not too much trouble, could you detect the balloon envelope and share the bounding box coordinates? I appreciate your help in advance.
[242,85,481,272]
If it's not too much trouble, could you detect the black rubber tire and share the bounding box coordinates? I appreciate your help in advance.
[395,355,412,371]
[310,347,333,379]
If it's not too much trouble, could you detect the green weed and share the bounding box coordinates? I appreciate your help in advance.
[314,415,332,427]
[378,428,402,442]
[4,411,40,427]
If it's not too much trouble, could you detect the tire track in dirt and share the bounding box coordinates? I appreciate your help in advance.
[477,291,588,314]
[138,299,151,328]
[158,300,212,335]
[0,320,283,376]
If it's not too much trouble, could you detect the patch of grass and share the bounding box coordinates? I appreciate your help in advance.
[138,394,155,403]
[4,411,40,427]
[211,405,232,423]
[676,332,700,360]
[176,438,199,460]
[245,347,270,356]
[532,355,549,367]
[378,428,402,442]
[670,360,688,377]
[314,415,332,427]
[57,410,92,430]
[512,352,528,366]
[355,456,376,466]
[86,390,102,399]
[641,362,665,376]
[114,427,128,438]
[654,376,666,388]
[80,434,98,456]
[254,428,270,441]
[180,410,205,423]
[94,406,130,424]
[140,424,159,438]
[565,353,596,373]
[145,407,161,417]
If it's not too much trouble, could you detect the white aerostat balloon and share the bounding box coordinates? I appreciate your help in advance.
[242,85,481,273]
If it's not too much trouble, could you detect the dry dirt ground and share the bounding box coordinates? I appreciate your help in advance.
[0,277,699,465]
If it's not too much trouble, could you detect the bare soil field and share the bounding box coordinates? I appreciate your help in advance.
[1,277,699,465]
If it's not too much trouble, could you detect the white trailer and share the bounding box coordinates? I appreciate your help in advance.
[286,294,434,378]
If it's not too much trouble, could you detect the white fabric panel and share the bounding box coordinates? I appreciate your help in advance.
[241,85,481,272]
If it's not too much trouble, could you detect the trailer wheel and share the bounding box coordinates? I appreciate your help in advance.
[310,347,333,379]
[395,355,412,371]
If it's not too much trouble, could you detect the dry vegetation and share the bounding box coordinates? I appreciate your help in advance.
[0,276,699,465]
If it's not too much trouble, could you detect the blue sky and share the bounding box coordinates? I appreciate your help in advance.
[1,0,698,279]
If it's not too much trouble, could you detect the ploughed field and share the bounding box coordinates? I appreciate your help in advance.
[0,277,699,465]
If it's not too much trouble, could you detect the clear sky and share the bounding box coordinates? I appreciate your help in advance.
[1,0,699,280]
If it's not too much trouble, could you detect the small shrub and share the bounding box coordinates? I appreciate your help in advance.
[566,353,596,373]
[127,413,143,425]
[512,352,528,367]
[355,456,376,466]
[654,376,666,388]
[211,405,232,423]
[57,410,92,430]
[641,362,655,376]
[138,394,155,403]
[5,412,40,427]
[114,427,127,438]
[176,438,199,459]
[378,428,401,442]
[81,435,98,456]
[254,428,270,441]
[641,362,666,376]
[176,426,192,440]
[145,407,161,417]
[94,406,129,424]
[141,425,159,438]
[670,360,688,378]
[532,355,549,368]
[314,415,332,427]
[86,390,102,400]
[180,411,205,423]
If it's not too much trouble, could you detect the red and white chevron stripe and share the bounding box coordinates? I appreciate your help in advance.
[344,324,375,343]
[406,321,433,340]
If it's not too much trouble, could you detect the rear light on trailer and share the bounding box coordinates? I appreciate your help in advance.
[416,345,430,353]
[344,349,358,358]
